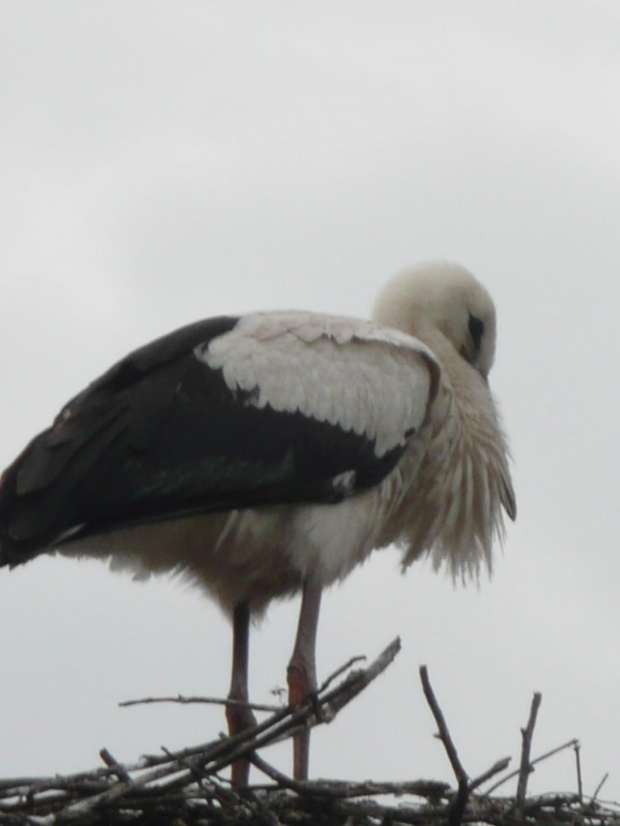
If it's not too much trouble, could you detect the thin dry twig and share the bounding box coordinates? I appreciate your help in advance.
[484,737,579,795]
[575,741,583,802]
[419,666,467,786]
[324,637,401,714]
[98,749,131,784]
[419,665,469,826]
[250,752,451,803]
[249,752,313,796]
[515,691,542,818]
[317,654,367,692]
[469,757,512,792]
[119,694,281,712]
[593,773,610,802]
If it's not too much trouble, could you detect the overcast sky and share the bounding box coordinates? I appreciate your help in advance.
[1,0,619,803]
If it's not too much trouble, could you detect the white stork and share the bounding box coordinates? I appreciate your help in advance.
[0,261,515,782]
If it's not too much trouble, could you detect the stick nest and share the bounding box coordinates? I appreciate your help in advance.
[0,639,617,826]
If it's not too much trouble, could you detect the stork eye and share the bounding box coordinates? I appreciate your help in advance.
[468,313,484,352]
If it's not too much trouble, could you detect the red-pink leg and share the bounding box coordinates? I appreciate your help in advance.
[226,602,256,785]
[287,576,323,780]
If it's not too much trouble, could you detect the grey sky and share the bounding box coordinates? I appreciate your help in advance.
[1,1,619,799]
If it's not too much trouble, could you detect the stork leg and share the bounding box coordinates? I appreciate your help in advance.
[287,575,323,780]
[226,601,256,785]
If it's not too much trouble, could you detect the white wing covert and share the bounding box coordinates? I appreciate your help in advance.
[199,311,437,459]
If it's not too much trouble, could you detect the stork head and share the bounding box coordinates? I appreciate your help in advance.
[372,261,497,379]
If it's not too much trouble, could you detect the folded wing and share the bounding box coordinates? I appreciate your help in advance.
[0,312,437,565]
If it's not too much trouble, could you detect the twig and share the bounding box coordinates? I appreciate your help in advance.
[484,737,579,794]
[99,749,131,784]
[318,654,367,693]
[574,741,583,802]
[515,691,542,815]
[250,753,452,803]
[249,752,311,795]
[120,694,281,712]
[593,772,609,802]
[419,665,468,826]
[324,637,401,714]
[469,757,512,792]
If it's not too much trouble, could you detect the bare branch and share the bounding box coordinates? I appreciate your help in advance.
[593,772,609,802]
[469,757,512,792]
[419,665,469,826]
[574,741,583,802]
[323,637,401,714]
[249,752,312,795]
[318,654,367,693]
[515,691,542,815]
[250,753,451,803]
[99,749,131,784]
[484,737,579,795]
[119,694,281,712]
